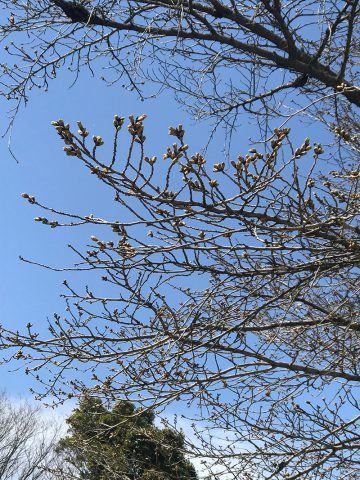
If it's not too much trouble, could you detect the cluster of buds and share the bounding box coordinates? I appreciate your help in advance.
[172,218,185,227]
[144,156,157,166]
[274,127,290,140]
[188,179,204,191]
[347,239,358,250]
[92,135,104,147]
[209,179,218,188]
[294,137,311,159]
[329,170,345,178]
[263,127,291,164]
[248,147,264,159]
[189,153,206,166]
[180,164,191,175]
[213,162,225,172]
[222,229,234,238]
[231,158,243,173]
[168,124,185,140]
[113,115,125,130]
[163,143,188,161]
[270,127,290,150]
[21,193,35,203]
[313,144,324,155]
[330,189,347,202]
[304,197,314,210]
[51,119,73,145]
[90,165,109,178]
[91,235,113,251]
[307,178,315,188]
[91,237,114,251]
[332,124,356,143]
[128,114,147,143]
[15,350,24,360]
[117,237,135,259]
[111,224,122,234]
[179,153,205,177]
[77,121,89,138]
[64,146,82,157]
[184,205,193,214]
[161,190,176,199]
[231,148,263,173]
[34,216,58,228]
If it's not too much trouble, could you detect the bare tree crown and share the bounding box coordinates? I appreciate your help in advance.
[1,113,358,479]
[1,1,360,128]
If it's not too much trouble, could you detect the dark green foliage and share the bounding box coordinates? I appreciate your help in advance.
[57,397,197,480]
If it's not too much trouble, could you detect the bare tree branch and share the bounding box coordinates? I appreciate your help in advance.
[1,1,360,130]
[1,115,359,479]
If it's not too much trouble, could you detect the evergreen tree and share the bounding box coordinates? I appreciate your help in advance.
[57,397,198,480]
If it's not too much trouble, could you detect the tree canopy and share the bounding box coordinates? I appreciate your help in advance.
[0,2,359,480]
[55,397,198,480]
[0,392,59,480]
[1,1,359,130]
